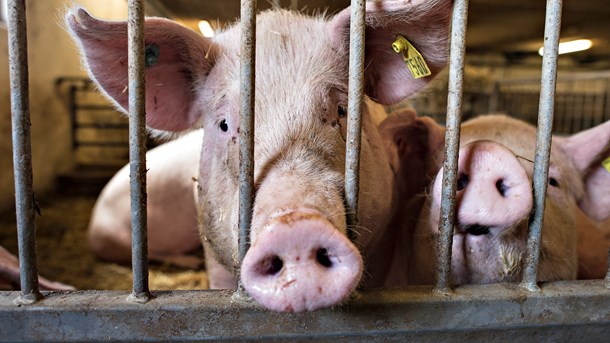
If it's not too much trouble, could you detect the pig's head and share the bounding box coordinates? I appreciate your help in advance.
[406,114,610,285]
[66,0,452,312]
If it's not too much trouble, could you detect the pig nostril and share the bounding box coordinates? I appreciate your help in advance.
[464,224,491,236]
[456,173,469,191]
[316,248,333,268]
[262,255,284,275]
[495,179,508,197]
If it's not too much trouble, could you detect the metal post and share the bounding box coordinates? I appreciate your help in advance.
[606,248,610,289]
[521,0,562,292]
[237,0,257,291]
[434,0,469,294]
[69,85,78,150]
[7,0,42,305]
[126,0,152,303]
[344,0,366,239]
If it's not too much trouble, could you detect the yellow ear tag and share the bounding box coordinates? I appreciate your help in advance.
[392,35,431,79]
[602,156,610,174]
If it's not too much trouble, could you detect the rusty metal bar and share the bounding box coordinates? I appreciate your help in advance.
[1,281,609,342]
[435,0,469,293]
[237,0,257,288]
[7,0,42,305]
[344,0,366,239]
[521,0,562,292]
[126,0,151,302]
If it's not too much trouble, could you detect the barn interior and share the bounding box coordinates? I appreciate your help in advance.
[0,0,608,291]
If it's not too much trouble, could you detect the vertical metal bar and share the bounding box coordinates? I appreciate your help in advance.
[69,86,78,150]
[435,0,469,293]
[605,79,610,122]
[344,0,366,238]
[237,0,256,291]
[592,79,604,127]
[126,0,151,303]
[605,248,610,289]
[488,82,499,113]
[521,0,562,292]
[7,0,42,304]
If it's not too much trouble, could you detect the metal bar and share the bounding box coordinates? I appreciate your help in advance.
[237,0,257,290]
[435,0,469,293]
[76,123,129,129]
[74,105,117,111]
[344,0,366,238]
[605,79,610,122]
[521,0,562,292]
[7,0,42,305]
[497,70,610,84]
[75,142,129,147]
[69,86,78,150]
[1,281,609,342]
[126,0,151,303]
[606,248,610,288]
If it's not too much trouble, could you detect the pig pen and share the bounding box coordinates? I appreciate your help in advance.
[0,193,207,290]
[1,0,609,342]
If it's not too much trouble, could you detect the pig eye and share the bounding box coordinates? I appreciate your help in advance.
[549,177,560,188]
[338,105,347,118]
[219,119,229,132]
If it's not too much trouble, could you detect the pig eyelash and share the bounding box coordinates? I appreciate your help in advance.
[515,155,534,164]
[338,105,347,118]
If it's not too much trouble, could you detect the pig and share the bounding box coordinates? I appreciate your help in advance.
[66,0,453,312]
[88,130,203,268]
[383,112,610,285]
[0,245,75,291]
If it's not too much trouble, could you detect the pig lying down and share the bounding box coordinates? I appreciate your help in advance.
[88,130,203,268]
[0,245,74,291]
[67,0,452,311]
[395,113,610,285]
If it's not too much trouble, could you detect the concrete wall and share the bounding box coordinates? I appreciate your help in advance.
[0,0,130,212]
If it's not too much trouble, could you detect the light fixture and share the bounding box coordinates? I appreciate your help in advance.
[538,39,592,56]
[198,20,214,38]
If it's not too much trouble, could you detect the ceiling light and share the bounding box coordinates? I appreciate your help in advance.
[198,20,214,38]
[538,39,592,56]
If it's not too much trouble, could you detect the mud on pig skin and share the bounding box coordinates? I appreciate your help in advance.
[384,112,610,285]
[88,130,203,269]
[66,0,453,312]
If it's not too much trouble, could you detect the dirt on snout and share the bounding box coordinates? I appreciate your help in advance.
[0,194,208,291]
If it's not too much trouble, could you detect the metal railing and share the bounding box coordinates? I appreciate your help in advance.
[2,0,609,341]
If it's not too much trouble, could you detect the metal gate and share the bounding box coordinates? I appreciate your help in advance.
[410,69,610,135]
[1,0,609,341]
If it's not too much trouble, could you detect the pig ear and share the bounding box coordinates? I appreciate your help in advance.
[328,0,452,105]
[379,109,445,196]
[559,120,610,221]
[66,9,215,131]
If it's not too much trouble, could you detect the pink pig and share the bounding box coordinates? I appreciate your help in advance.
[383,112,610,285]
[88,130,203,268]
[67,0,453,311]
[0,245,74,291]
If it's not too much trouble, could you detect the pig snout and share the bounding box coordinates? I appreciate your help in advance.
[241,211,362,312]
[433,140,533,235]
